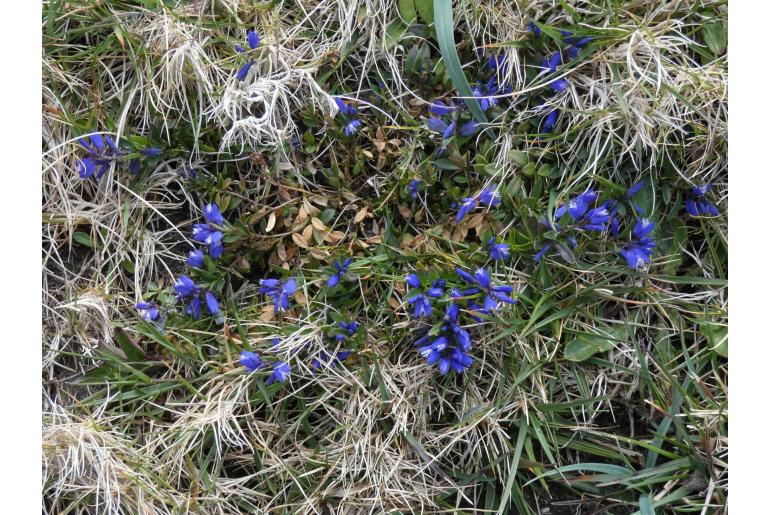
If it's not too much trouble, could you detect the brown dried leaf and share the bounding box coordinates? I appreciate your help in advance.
[265,212,276,232]
[302,224,314,243]
[326,230,346,243]
[292,232,309,249]
[311,217,326,231]
[303,198,320,216]
[389,297,401,310]
[353,207,369,224]
[398,204,412,218]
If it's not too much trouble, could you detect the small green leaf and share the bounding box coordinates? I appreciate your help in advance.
[73,231,95,248]
[702,323,727,357]
[415,0,434,25]
[564,333,615,362]
[398,0,417,23]
[385,21,407,50]
[701,20,726,55]
[115,328,145,362]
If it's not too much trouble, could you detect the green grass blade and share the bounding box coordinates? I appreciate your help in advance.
[433,0,488,123]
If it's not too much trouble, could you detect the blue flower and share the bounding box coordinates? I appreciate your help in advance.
[135,301,159,321]
[203,203,224,224]
[459,121,480,137]
[192,203,226,259]
[409,179,421,199]
[77,134,121,179]
[561,31,592,47]
[426,279,446,298]
[246,29,260,50]
[236,61,253,81]
[442,121,456,140]
[619,240,655,269]
[543,109,559,132]
[619,218,656,269]
[141,147,161,157]
[174,275,219,319]
[187,249,205,268]
[407,293,432,318]
[344,119,362,136]
[456,197,478,222]
[533,242,553,262]
[259,277,297,313]
[488,52,508,70]
[455,267,516,311]
[487,237,510,261]
[429,99,456,116]
[527,21,541,37]
[336,320,359,341]
[478,185,501,207]
[685,184,718,216]
[334,97,358,118]
[624,180,645,199]
[267,361,291,384]
[405,273,422,289]
[543,52,563,73]
[427,117,449,133]
[327,258,353,287]
[239,351,263,372]
[415,334,473,375]
[550,78,569,92]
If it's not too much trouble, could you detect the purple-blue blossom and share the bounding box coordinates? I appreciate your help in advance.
[173,275,219,319]
[77,134,121,179]
[455,267,516,311]
[239,351,263,372]
[135,301,160,322]
[409,179,421,199]
[187,249,205,268]
[487,237,510,261]
[327,258,353,287]
[267,361,291,384]
[259,277,297,313]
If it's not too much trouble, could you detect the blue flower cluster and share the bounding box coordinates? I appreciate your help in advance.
[529,23,593,133]
[77,133,161,179]
[259,277,297,313]
[685,184,719,217]
[239,351,292,385]
[191,203,226,262]
[457,184,502,222]
[174,275,220,319]
[327,258,353,287]
[334,97,362,136]
[135,201,225,323]
[534,183,654,269]
[407,268,515,374]
[619,218,656,269]
[235,29,260,80]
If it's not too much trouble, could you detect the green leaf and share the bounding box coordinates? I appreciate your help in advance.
[433,0,487,123]
[398,0,417,23]
[114,328,145,362]
[564,333,615,362]
[73,231,94,249]
[639,494,655,515]
[702,322,727,357]
[701,20,726,55]
[415,0,434,25]
[385,21,407,50]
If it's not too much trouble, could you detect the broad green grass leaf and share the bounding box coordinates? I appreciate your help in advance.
[415,0,434,25]
[701,20,726,55]
[433,0,487,123]
[398,0,417,23]
[564,334,614,362]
